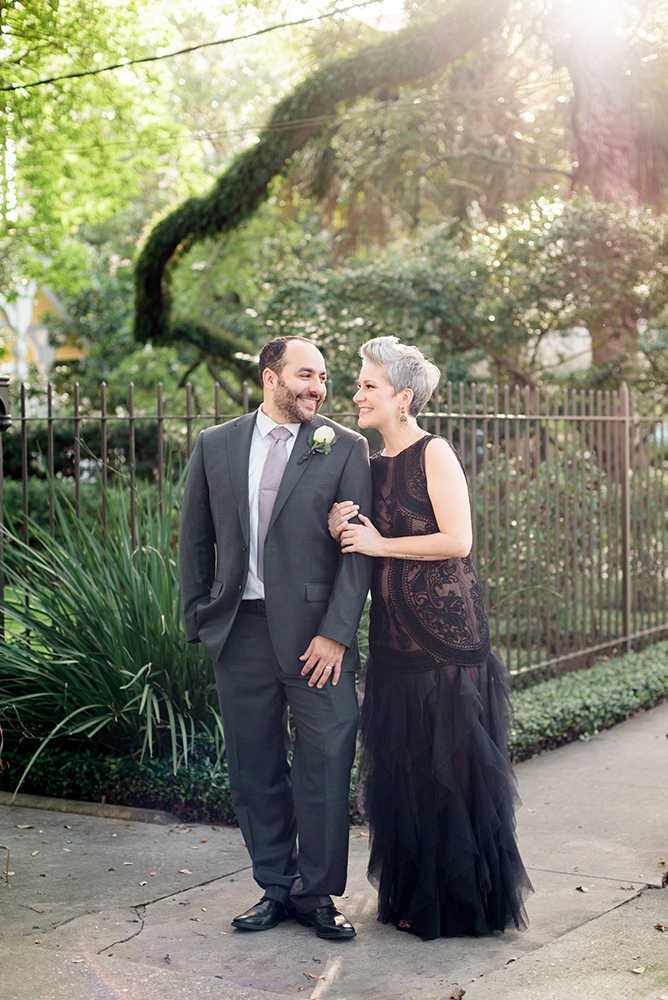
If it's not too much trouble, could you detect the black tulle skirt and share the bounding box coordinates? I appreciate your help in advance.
[360,649,533,941]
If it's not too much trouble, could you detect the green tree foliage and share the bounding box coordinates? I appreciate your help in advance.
[44,254,217,412]
[299,0,668,232]
[133,0,668,391]
[0,0,181,291]
[133,0,512,367]
[507,197,668,383]
[1,0,312,293]
[4,0,325,401]
[219,196,666,393]
[283,9,574,243]
[5,1,667,392]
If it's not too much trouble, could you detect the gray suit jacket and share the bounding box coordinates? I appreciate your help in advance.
[178,411,373,671]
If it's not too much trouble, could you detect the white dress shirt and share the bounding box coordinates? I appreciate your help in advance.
[243,406,300,600]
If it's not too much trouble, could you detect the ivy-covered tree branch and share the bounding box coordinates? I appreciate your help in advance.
[133,0,511,359]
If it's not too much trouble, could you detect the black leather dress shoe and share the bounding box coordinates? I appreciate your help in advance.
[295,904,356,940]
[231,897,293,932]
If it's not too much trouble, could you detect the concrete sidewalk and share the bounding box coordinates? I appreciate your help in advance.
[1,702,666,1000]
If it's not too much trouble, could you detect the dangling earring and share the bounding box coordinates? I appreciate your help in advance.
[399,406,408,424]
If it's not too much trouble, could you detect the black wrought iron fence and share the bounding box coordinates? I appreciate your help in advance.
[1,378,666,679]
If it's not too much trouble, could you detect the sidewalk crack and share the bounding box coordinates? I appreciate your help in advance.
[95,863,252,953]
[527,865,656,887]
[97,906,146,954]
[130,863,251,909]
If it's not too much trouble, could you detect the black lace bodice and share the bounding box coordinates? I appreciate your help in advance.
[369,435,490,670]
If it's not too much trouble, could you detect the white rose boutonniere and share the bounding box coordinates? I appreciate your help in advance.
[309,425,336,455]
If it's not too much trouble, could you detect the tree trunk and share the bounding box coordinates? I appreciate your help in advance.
[589,315,638,370]
[568,60,639,203]
[547,7,640,203]
[545,6,646,381]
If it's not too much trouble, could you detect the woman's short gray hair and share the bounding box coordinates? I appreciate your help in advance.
[360,336,441,415]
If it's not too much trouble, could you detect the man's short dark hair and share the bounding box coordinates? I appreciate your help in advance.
[258,337,320,378]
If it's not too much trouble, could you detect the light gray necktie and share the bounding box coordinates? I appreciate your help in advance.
[257,426,292,581]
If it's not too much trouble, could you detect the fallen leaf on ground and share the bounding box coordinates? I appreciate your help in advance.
[305,972,327,981]
[654,923,666,932]
[178,868,192,874]
[16,825,33,830]
[71,959,84,964]
[632,966,646,975]
[31,851,40,857]
[449,989,466,1000]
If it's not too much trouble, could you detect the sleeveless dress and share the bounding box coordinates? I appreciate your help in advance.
[360,435,532,940]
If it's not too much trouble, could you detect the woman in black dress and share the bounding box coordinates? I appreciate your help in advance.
[329,336,532,941]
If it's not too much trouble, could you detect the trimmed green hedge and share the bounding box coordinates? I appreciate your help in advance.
[0,738,235,824]
[1,641,666,823]
[508,640,668,760]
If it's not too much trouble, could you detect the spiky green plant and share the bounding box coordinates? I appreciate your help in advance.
[0,481,222,790]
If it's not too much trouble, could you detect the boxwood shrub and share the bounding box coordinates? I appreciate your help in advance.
[508,640,668,760]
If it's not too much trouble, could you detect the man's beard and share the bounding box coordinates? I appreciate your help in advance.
[274,377,322,423]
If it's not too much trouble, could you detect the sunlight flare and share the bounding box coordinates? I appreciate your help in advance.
[553,0,630,35]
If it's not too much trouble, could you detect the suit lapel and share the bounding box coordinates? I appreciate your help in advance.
[227,412,256,544]
[268,418,319,530]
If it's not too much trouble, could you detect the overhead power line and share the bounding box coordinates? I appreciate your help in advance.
[0,0,383,93]
[22,77,570,158]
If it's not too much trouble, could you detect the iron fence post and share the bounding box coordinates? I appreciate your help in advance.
[619,382,632,651]
[0,374,12,639]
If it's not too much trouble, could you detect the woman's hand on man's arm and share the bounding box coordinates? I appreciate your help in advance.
[327,500,359,541]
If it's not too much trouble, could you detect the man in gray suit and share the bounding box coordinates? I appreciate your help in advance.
[179,336,372,940]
